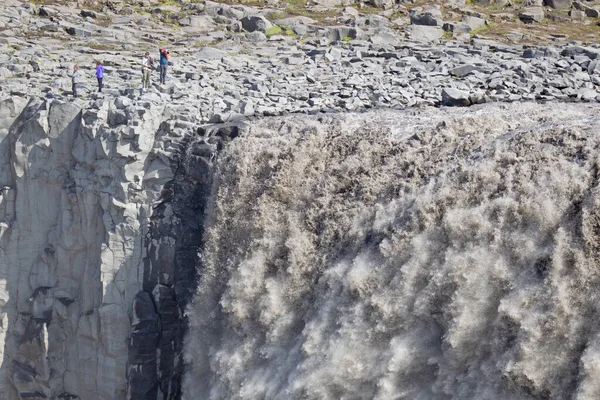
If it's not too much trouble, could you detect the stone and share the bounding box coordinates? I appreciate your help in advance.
[545,0,572,8]
[274,16,316,26]
[369,30,400,46]
[462,16,486,31]
[443,22,472,33]
[410,8,444,26]
[519,7,545,23]
[80,9,97,18]
[449,64,481,77]
[178,15,216,31]
[196,47,226,60]
[371,0,394,9]
[405,25,444,41]
[442,87,471,106]
[67,27,92,37]
[344,6,359,16]
[245,31,267,42]
[570,9,586,21]
[240,15,273,32]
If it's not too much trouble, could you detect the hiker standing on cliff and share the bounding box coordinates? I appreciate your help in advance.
[141,51,154,91]
[96,61,104,93]
[159,47,169,85]
[71,65,81,97]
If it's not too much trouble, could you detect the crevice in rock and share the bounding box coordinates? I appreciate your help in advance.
[128,122,245,400]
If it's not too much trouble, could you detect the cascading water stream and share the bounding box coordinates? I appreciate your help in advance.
[183,102,600,400]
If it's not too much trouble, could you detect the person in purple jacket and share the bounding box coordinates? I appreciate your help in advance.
[96,61,104,92]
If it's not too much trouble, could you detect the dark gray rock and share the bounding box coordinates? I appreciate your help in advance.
[443,22,472,33]
[544,0,572,8]
[67,27,92,37]
[519,7,545,23]
[80,9,97,18]
[410,11,443,26]
[128,292,160,399]
[240,15,273,32]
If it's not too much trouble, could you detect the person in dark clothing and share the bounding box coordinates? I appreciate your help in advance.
[159,48,169,85]
[96,61,104,92]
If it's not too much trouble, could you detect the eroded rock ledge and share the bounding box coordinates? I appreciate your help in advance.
[0,95,241,400]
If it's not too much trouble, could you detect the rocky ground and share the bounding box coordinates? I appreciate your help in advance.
[1,0,600,122]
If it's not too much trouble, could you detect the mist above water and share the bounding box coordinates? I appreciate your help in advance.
[183,103,600,400]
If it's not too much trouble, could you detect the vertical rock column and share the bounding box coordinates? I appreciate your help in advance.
[0,96,168,400]
[129,123,243,400]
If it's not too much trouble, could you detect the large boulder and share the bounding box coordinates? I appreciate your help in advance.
[545,0,572,8]
[326,26,364,41]
[443,22,472,33]
[369,30,400,46]
[573,1,599,17]
[274,16,316,26]
[240,15,273,32]
[245,31,267,42]
[462,16,486,31]
[518,7,545,23]
[409,6,444,26]
[405,25,444,41]
[442,88,471,106]
[179,15,217,31]
[196,47,226,60]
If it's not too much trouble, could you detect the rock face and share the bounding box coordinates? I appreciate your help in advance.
[0,95,239,399]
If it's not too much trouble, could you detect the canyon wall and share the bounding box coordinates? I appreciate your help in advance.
[0,95,239,400]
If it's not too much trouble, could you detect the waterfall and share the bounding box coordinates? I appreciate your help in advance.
[183,102,600,400]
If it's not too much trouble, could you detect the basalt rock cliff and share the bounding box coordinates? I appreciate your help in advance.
[0,95,241,399]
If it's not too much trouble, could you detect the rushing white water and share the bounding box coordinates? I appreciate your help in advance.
[183,102,600,400]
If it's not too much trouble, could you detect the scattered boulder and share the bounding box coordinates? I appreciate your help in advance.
[179,15,217,31]
[545,0,572,8]
[443,22,472,33]
[246,31,267,42]
[573,1,600,17]
[523,0,544,5]
[405,25,444,41]
[67,27,92,37]
[462,16,486,31]
[409,7,444,26]
[519,7,545,23]
[240,15,273,32]
[570,9,586,20]
[369,30,400,46]
[196,47,226,60]
[442,88,471,106]
[371,0,395,9]
[449,64,481,77]
[326,26,364,41]
[80,10,97,18]
[274,16,317,26]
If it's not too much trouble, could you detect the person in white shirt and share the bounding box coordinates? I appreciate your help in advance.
[71,65,81,97]
[141,52,154,90]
